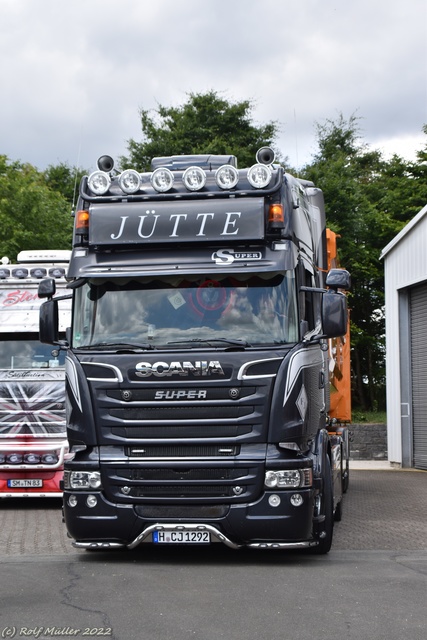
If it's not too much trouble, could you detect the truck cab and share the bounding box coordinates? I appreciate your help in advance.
[39,150,349,551]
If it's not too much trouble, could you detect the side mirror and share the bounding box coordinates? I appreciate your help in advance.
[325,269,351,291]
[322,291,348,338]
[40,299,59,345]
[38,277,57,299]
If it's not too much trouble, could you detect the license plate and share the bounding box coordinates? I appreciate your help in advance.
[152,530,210,544]
[7,479,43,488]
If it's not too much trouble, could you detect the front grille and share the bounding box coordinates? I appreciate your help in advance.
[121,467,248,481]
[110,406,253,420]
[126,445,240,457]
[107,387,255,402]
[131,485,233,497]
[103,461,261,503]
[135,505,229,519]
[112,424,252,438]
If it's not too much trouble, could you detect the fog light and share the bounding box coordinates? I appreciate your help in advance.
[290,493,303,507]
[68,495,78,507]
[268,494,281,508]
[86,495,98,508]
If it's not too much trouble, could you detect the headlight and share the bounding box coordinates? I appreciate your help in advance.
[118,169,141,194]
[264,469,312,489]
[182,166,206,191]
[215,164,239,190]
[247,163,272,188]
[64,471,102,490]
[88,170,111,195]
[151,167,174,192]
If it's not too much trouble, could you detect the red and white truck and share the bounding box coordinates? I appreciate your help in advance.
[0,250,70,497]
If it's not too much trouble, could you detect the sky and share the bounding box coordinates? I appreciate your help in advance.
[1,0,426,173]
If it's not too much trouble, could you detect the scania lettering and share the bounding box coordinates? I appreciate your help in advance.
[0,250,70,497]
[39,149,350,552]
[135,360,224,378]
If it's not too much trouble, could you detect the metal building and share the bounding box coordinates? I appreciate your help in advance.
[381,204,427,469]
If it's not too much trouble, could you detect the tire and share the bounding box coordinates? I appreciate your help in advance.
[343,440,350,494]
[334,498,343,522]
[342,460,350,494]
[311,456,334,554]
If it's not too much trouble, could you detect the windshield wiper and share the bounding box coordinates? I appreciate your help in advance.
[167,338,251,348]
[80,342,155,351]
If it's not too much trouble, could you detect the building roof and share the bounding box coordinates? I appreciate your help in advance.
[380,204,427,260]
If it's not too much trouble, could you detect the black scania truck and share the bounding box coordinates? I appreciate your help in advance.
[39,148,350,553]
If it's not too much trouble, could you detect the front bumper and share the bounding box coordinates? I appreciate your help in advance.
[64,486,317,550]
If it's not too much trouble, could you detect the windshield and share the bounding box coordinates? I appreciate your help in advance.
[72,274,298,348]
[0,334,66,369]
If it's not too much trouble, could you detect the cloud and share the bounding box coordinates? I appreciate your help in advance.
[0,0,425,171]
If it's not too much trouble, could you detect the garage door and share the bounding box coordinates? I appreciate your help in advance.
[410,283,427,470]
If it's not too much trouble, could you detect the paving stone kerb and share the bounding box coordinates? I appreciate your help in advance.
[0,469,425,555]
[349,423,387,460]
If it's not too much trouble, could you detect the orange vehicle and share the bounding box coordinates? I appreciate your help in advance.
[326,229,351,494]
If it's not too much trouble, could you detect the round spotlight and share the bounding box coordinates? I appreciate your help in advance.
[290,493,304,507]
[88,171,111,195]
[68,495,78,508]
[24,453,41,464]
[247,163,272,189]
[182,166,206,191]
[42,453,59,464]
[118,169,141,194]
[151,167,174,192]
[268,494,281,508]
[215,165,239,190]
[86,495,98,508]
[7,453,23,464]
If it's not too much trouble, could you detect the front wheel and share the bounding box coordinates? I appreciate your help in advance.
[311,456,334,554]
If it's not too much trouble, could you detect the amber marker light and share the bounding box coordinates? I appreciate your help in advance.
[76,209,90,230]
[268,203,284,227]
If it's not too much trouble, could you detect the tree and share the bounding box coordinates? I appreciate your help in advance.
[303,116,427,411]
[0,156,73,262]
[121,90,285,170]
[43,162,88,208]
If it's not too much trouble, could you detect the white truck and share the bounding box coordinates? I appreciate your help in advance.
[0,250,70,497]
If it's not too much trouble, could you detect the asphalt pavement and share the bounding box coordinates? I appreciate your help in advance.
[0,468,425,640]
